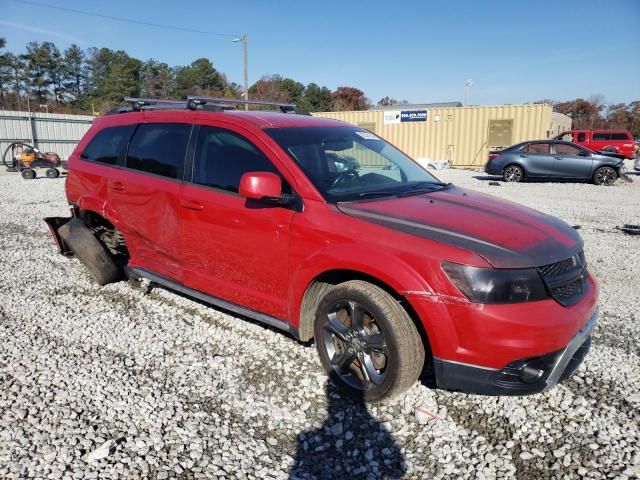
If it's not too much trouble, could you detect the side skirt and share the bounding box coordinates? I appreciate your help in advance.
[125,266,299,339]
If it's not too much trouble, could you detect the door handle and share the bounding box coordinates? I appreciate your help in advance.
[110,181,125,191]
[554,156,562,160]
[180,200,204,211]
[519,154,527,157]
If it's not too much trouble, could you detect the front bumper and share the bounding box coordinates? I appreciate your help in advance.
[433,306,598,395]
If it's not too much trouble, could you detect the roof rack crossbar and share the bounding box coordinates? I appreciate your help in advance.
[114,96,304,115]
[186,96,295,108]
[187,96,298,114]
[120,97,235,113]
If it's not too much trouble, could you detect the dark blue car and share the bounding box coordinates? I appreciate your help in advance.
[485,140,624,185]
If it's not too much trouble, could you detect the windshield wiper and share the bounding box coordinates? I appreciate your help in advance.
[396,181,452,197]
[355,182,452,199]
[357,190,401,198]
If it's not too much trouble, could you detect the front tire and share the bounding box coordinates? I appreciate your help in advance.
[503,165,524,182]
[314,280,425,402]
[593,166,617,186]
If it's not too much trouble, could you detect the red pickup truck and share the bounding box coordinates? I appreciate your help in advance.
[553,130,635,159]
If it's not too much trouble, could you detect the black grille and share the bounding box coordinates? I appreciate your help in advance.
[538,251,588,306]
[551,278,583,301]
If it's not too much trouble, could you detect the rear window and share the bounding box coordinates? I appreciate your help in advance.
[593,132,611,141]
[126,123,191,179]
[611,132,630,140]
[524,143,550,154]
[80,125,134,165]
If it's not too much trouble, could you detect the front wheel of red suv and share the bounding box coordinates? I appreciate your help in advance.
[314,280,425,402]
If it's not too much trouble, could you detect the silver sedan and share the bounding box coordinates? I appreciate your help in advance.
[484,140,624,185]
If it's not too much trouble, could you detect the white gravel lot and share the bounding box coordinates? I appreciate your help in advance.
[0,164,639,479]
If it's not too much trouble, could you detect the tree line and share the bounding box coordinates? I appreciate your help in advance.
[0,38,372,114]
[1,38,638,134]
[548,96,640,137]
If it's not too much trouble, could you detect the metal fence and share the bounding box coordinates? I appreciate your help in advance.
[0,110,94,161]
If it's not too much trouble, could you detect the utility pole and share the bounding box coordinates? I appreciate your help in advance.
[233,33,249,110]
[464,79,473,106]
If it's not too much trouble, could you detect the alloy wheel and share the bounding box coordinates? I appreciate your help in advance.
[595,167,616,186]
[322,299,389,390]
[503,166,523,182]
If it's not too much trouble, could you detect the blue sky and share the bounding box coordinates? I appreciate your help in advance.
[1,0,639,105]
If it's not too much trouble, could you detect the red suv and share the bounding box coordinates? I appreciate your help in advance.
[46,97,599,401]
[553,129,635,159]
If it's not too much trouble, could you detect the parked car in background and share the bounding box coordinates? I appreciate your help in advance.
[552,130,635,159]
[485,140,624,185]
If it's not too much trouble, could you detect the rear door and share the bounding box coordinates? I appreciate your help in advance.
[590,131,611,151]
[178,124,296,320]
[552,142,593,178]
[108,121,192,280]
[519,142,555,177]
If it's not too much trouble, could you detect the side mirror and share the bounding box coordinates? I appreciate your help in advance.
[578,151,590,157]
[239,171,288,204]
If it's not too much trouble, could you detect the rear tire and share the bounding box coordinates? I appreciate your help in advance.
[45,167,60,179]
[58,218,122,285]
[503,165,524,182]
[314,280,425,403]
[593,166,617,186]
[21,168,36,180]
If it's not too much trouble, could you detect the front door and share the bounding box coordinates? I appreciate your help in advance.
[178,125,296,320]
[552,142,593,178]
[108,122,192,280]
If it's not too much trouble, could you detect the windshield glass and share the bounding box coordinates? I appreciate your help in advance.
[265,126,445,202]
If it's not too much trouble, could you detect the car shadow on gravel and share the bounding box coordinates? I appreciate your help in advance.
[289,379,406,479]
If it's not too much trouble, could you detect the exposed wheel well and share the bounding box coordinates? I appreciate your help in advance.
[298,269,433,377]
[78,210,130,263]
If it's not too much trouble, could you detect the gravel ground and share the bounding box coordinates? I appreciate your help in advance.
[0,164,639,479]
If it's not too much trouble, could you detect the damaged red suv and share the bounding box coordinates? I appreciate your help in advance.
[46,97,599,402]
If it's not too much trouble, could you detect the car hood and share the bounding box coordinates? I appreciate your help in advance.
[594,151,625,163]
[337,186,583,269]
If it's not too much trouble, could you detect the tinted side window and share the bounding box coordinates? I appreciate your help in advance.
[555,143,582,155]
[81,125,134,165]
[126,123,191,179]
[577,132,586,142]
[611,132,630,140]
[193,126,279,193]
[524,143,550,154]
[593,132,610,141]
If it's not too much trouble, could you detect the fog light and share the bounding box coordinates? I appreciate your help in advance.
[519,362,545,383]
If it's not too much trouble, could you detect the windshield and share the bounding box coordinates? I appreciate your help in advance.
[265,126,446,202]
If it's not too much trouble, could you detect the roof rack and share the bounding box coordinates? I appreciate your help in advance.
[186,96,298,114]
[106,96,305,115]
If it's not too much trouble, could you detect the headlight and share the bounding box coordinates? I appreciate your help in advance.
[442,262,548,304]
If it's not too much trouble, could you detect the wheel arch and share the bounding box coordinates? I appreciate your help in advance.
[295,267,434,376]
[75,202,131,258]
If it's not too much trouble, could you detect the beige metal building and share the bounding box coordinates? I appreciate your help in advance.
[313,104,571,168]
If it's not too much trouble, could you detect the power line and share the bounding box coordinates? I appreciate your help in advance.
[7,0,240,38]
